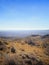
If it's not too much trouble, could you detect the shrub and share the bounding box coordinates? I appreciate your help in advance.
[11,47,16,53]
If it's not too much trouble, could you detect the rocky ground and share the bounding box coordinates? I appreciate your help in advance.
[0,35,49,65]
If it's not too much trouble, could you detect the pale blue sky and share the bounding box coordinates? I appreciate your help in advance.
[0,0,49,30]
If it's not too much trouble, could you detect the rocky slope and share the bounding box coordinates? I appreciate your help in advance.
[0,35,49,65]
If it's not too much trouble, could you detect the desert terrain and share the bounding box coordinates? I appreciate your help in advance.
[0,34,49,65]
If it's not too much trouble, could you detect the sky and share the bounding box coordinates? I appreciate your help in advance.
[0,0,49,30]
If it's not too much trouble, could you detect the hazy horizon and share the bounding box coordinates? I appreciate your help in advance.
[0,30,49,38]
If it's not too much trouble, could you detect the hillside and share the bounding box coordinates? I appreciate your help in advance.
[0,35,49,65]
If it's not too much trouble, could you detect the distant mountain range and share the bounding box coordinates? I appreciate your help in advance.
[0,30,49,38]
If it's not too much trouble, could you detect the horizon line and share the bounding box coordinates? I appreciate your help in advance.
[0,28,49,31]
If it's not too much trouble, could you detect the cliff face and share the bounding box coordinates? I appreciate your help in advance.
[0,35,49,65]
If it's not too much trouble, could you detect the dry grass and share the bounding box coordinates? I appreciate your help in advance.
[0,35,49,65]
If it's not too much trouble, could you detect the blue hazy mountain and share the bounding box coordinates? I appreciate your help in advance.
[0,30,49,38]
